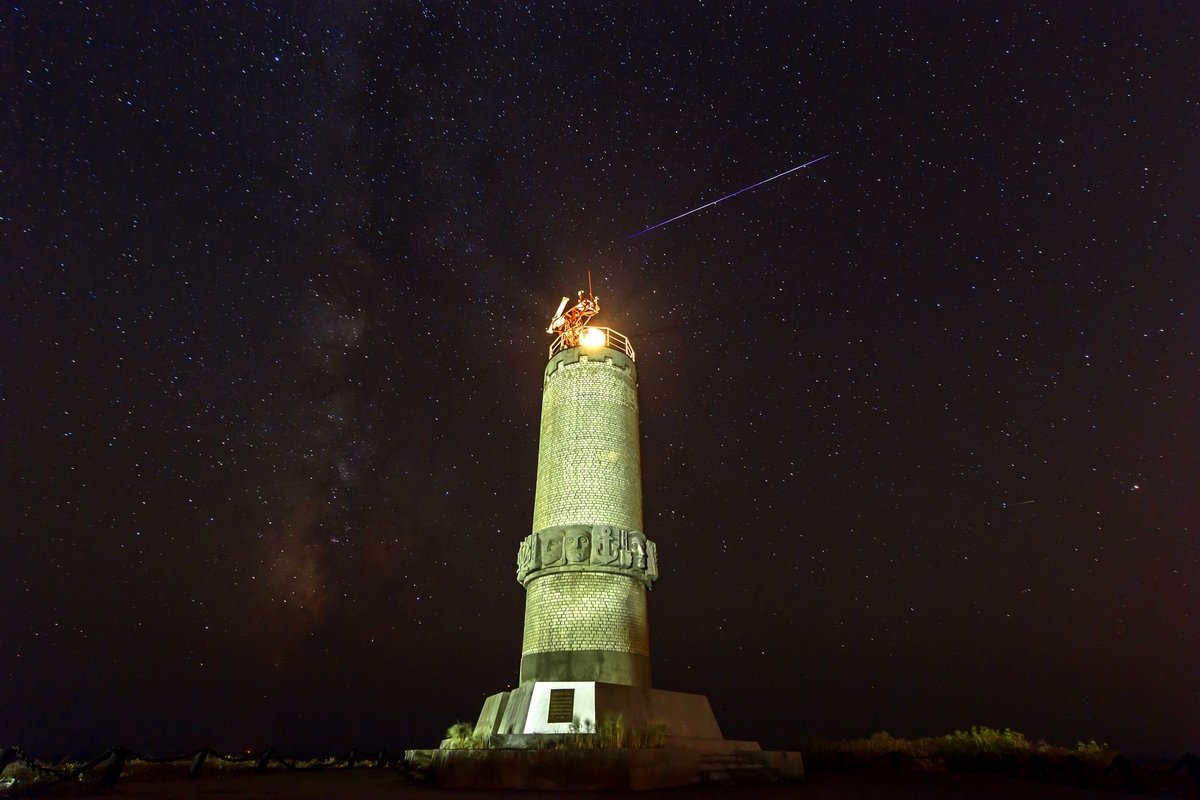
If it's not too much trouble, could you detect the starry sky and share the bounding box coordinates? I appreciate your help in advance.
[4,2,1198,758]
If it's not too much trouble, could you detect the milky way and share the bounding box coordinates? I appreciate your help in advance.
[4,4,1198,757]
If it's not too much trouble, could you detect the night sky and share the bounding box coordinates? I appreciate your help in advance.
[4,3,1198,759]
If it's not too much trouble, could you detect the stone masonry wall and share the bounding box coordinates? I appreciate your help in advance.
[521,572,650,655]
[531,355,643,533]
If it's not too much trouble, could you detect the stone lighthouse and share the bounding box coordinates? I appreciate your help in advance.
[471,280,738,746]
[519,296,654,689]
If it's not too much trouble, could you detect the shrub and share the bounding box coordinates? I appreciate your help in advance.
[794,727,1117,769]
[941,726,1030,759]
[554,714,667,750]
[1073,740,1115,767]
[444,721,490,750]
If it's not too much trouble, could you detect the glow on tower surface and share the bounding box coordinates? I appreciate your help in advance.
[518,280,657,687]
[471,278,739,750]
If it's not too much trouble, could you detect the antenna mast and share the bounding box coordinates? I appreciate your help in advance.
[546,274,600,347]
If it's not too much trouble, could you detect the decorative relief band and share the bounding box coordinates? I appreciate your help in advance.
[517,524,658,587]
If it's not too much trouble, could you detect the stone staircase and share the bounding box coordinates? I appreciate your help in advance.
[400,749,435,783]
[699,751,777,784]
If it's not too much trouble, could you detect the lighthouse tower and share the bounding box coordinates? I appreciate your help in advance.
[470,280,742,746]
[520,290,654,689]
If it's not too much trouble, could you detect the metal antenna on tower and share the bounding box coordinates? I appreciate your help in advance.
[546,273,601,350]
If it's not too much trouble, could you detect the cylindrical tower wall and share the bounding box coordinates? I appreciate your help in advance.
[519,572,650,686]
[532,347,643,532]
[520,345,653,687]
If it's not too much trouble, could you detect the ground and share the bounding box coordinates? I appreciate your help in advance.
[5,764,1196,799]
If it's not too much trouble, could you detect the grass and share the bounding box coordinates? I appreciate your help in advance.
[441,714,668,750]
[794,726,1117,769]
[556,714,668,749]
[443,722,491,750]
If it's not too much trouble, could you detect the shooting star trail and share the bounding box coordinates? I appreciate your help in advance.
[1001,500,1036,509]
[625,153,831,240]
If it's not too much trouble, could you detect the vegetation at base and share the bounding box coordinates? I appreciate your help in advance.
[442,714,668,750]
[444,721,491,750]
[553,714,668,750]
[794,726,1117,769]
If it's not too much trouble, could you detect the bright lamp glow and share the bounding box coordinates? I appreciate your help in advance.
[580,327,607,348]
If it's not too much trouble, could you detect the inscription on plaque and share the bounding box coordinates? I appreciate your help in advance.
[547,688,575,723]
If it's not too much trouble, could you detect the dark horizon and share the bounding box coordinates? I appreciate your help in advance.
[4,3,1197,759]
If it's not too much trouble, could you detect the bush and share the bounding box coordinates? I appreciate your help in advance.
[1072,740,1115,767]
[554,715,667,750]
[795,727,1117,770]
[941,726,1030,759]
[444,721,490,750]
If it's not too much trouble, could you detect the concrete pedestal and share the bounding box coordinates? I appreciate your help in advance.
[474,681,755,750]
[419,746,805,790]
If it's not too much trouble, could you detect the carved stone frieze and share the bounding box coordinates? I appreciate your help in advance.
[517,524,659,587]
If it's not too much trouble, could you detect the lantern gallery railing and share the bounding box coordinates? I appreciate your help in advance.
[549,326,635,361]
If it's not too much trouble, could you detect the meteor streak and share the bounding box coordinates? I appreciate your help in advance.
[625,153,831,240]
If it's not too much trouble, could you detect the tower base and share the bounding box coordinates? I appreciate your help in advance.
[410,682,802,790]
[477,681,742,743]
[420,747,804,790]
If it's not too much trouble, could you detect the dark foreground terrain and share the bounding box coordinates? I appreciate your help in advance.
[4,765,1196,799]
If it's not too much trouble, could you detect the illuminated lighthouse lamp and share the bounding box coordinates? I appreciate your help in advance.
[580,326,608,349]
[545,273,636,361]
